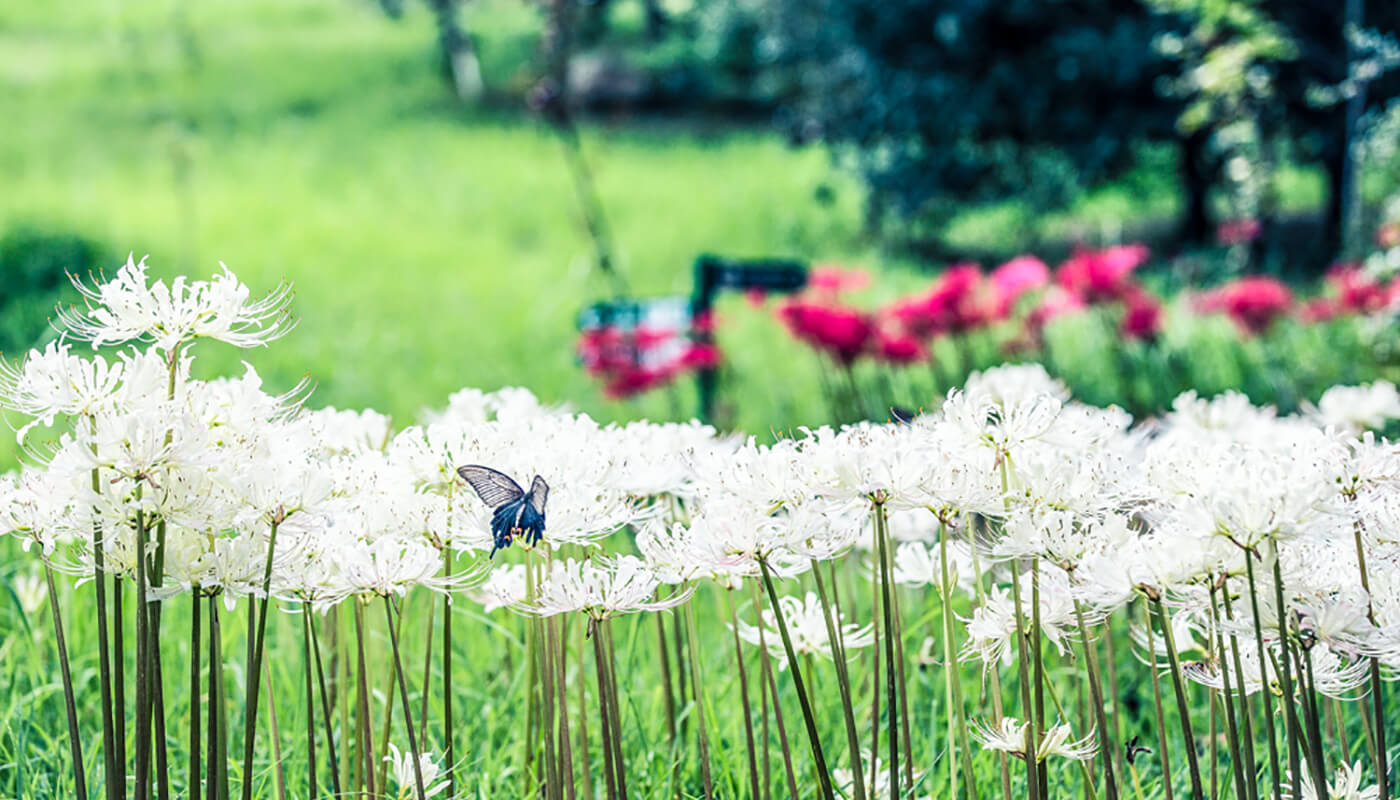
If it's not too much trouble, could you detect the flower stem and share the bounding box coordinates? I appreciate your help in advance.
[811,559,865,800]
[301,605,317,799]
[1210,583,1250,800]
[190,591,202,800]
[940,524,978,800]
[45,562,88,800]
[1351,525,1389,800]
[727,591,763,800]
[759,558,836,800]
[1011,563,1043,800]
[1141,600,1174,800]
[1270,551,1304,800]
[751,579,798,800]
[308,609,344,799]
[681,595,715,799]
[1153,595,1205,800]
[384,598,428,800]
[1242,553,1282,800]
[873,500,900,800]
[1073,599,1119,800]
[240,521,281,800]
[1219,579,1259,800]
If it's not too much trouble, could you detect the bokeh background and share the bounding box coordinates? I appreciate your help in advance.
[4,0,1400,450]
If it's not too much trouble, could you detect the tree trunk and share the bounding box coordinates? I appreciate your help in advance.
[1179,128,1214,245]
[427,0,485,101]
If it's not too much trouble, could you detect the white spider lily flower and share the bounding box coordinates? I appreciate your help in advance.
[1311,381,1400,435]
[56,256,295,352]
[1285,761,1380,800]
[833,749,930,800]
[734,591,873,668]
[382,744,450,799]
[961,570,1081,668]
[890,540,975,593]
[522,556,692,620]
[962,363,1072,406]
[333,535,458,599]
[971,717,1098,762]
[472,564,526,613]
[10,571,46,616]
[0,341,125,441]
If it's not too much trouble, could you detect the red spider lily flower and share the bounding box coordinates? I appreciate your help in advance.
[1056,244,1151,304]
[987,255,1050,319]
[1299,296,1340,323]
[1216,218,1261,246]
[681,342,722,369]
[1197,276,1294,335]
[887,262,987,337]
[1027,287,1088,333]
[1378,222,1400,249]
[872,324,928,365]
[808,264,871,295]
[1324,264,1393,315]
[776,298,874,365]
[1120,289,1164,342]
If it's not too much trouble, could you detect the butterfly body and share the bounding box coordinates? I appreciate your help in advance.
[457,465,549,558]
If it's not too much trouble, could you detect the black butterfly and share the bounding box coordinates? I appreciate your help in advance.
[456,465,549,558]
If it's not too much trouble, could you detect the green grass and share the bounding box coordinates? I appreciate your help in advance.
[0,0,879,458]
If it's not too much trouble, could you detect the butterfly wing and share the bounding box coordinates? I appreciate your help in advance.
[529,475,549,517]
[457,465,526,509]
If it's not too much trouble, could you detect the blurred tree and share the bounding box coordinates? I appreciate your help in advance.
[765,0,1195,246]
[0,228,103,354]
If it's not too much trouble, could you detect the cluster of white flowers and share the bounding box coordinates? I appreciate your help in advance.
[6,260,1400,795]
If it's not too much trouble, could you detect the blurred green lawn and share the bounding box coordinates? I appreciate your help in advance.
[0,0,1346,464]
[0,0,880,447]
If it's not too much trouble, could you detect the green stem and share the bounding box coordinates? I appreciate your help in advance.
[1073,599,1118,800]
[681,596,714,799]
[1210,584,1250,800]
[1243,553,1282,800]
[190,591,202,800]
[940,521,979,800]
[240,521,281,800]
[1012,563,1043,800]
[1154,596,1205,800]
[1142,601,1174,800]
[752,579,799,800]
[45,563,88,800]
[308,608,344,799]
[1220,579,1259,800]
[727,593,763,800]
[384,598,428,800]
[811,560,865,800]
[1351,526,1389,800]
[873,501,899,800]
[759,558,836,800]
[1271,551,1304,800]
[301,606,317,799]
